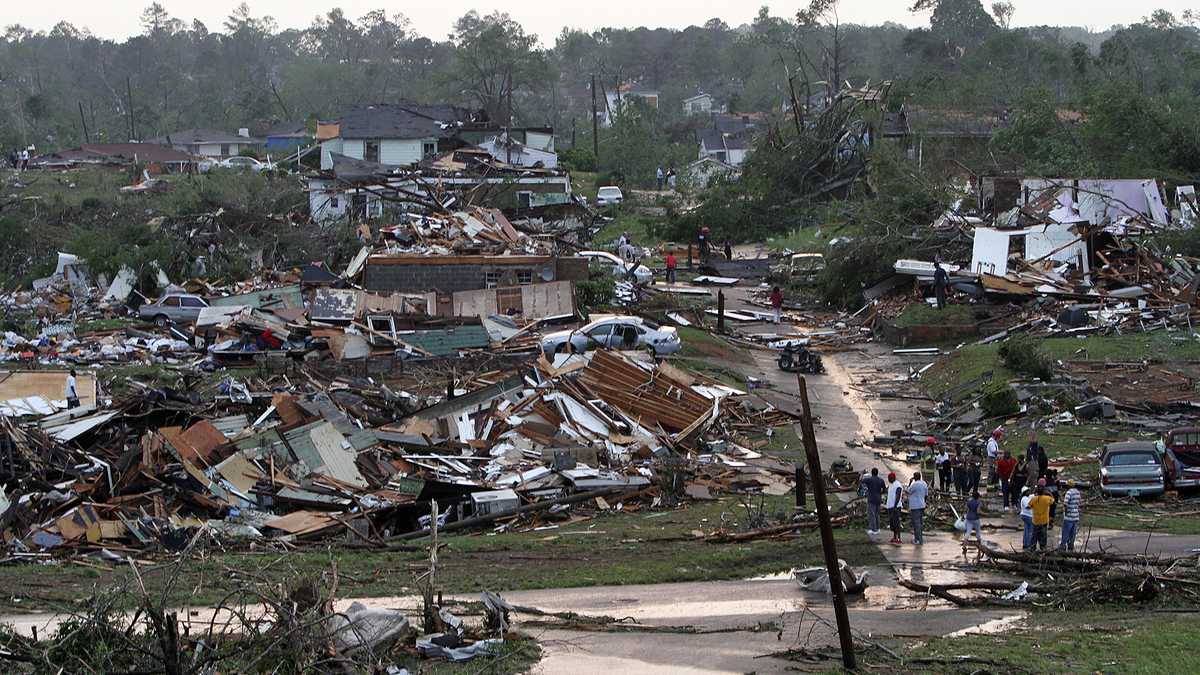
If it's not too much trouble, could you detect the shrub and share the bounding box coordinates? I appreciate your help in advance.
[981,382,1019,417]
[575,264,616,311]
[999,334,1055,380]
[560,147,597,172]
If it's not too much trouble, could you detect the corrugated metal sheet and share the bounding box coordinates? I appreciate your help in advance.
[400,325,490,356]
[210,285,304,310]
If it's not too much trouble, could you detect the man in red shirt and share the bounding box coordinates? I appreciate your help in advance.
[769,286,783,323]
[996,449,1018,511]
[665,251,677,284]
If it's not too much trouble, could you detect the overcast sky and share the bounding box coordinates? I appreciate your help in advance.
[8,1,1191,41]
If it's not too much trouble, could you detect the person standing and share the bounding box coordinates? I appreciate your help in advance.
[19,148,29,171]
[1028,432,1048,481]
[952,451,967,496]
[965,458,981,495]
[1059,480,1082,551]
[935,445,951,493]
[962,490,983,547]
[1012,453,1029,501]
[665,250,677,284]
[1029,485,1056,551]
[698,227,710,264]
[667,166,677,191]
[769,286,783,324]
[996,450,1017,511]
[907,472,929,545]
[723,239,733,261]
[1019,487,1034,551]
[656,166,664,191]
[933,260,949,310]
[986,427,1003,487]
[64,369,80,409]
[885,472,903,545]
[862,468,885,535]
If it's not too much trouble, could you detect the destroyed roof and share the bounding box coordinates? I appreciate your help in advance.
[146,128,263,145]
[32,143,197,166]
[334,103,478,140]
[328,152,395,179]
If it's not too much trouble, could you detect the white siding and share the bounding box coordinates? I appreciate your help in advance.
[342,139,365,160]
[320,138,343,170]
[196,143,223,157]
[727,149,747,166]
[526,131,554,152]
[380,139,425,166]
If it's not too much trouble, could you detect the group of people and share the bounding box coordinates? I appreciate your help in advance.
[861,430,1085,552]
[8,146,33,170]
[655,165,677,191]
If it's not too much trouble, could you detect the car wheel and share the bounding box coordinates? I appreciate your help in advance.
[154,314,169,328]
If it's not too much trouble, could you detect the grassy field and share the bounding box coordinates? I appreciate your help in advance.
[765,224,860,253]
[906,609,1200,673]
[893,302,975,328]
[0,496,882,614]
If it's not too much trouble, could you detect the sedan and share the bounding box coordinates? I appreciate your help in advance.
[596,186,624,207]
[541,316,681,356]
[139,293,209,327]
[1099,442,1165,498]
[217,156,274,172]
[578,250,653,285]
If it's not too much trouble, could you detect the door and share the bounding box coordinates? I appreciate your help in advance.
[584,324,613,350]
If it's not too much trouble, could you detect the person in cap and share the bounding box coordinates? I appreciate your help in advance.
[1029,484,1056,551]
[885,471,903,545]
[1019,486,1035,551]
[1059,479,1082,551]
[996,449,1017,511]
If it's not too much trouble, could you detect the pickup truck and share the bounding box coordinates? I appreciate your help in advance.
[139,293,209,327]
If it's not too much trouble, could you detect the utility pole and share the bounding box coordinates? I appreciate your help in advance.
[78,102,90,144]
[571,118,576,148]
[125,76,136,141]
[590,74,599,160]
[504,70,513,165]
[796,375,856,670]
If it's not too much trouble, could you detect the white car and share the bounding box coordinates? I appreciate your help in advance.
[541,315,681,356]
[596,186,624,207]
[578,250,654,285]
[218,156,274,172]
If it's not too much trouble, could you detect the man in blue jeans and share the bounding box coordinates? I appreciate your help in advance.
[1059,480,1082,551]
[862,468,885,535]
[1018,487,1034,550]
[907,472,929,545]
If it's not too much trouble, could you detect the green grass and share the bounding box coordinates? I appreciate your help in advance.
[894,303,975,328]
[907,609,1200,673]
[676,326,750,362]
[765,224,860,253]
[592,210,660,247]
[0,497,883,614]
[922,333,1200,402]
[1086,510,1200,535]
[74,317,137,334]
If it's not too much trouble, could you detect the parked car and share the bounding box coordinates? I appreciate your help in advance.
[595,186,624,207]
[577,250,653,285]
[139,293,209,327]
[1098,441,1165,498]
[788,253,826,283]
[217,156,274,172]
[1164,428,1200,490]
[541,315,681,356]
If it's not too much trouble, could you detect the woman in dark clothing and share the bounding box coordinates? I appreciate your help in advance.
[1011,454,1028,502]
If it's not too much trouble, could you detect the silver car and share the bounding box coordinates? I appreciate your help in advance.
[139,293,209,327]
[1099,442,1165,498]
[541,315,681,356]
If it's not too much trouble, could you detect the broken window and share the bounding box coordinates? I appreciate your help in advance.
[366,314,397,346]
[516,191,533,208]
[329,196,339,209]
[364,140,380,163]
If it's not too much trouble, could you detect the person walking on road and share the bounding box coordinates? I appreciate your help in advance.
[769,286,783,324]
[1029,484,1056,551]
[996,449,1017,511]
[862,468,885,535]
[885,472,903,545]
[962,489,983,547]
[1059,480,1082,551]
[1019,487,1034,551]
[907,472,929,545]
[665,250,677,284]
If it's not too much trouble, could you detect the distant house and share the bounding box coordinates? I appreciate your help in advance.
[319,103,479,170]
[601,83,660,127]
[696,114,760,167]
[263,122,309,153]
[682,93,724,116]
[146,128,262,157]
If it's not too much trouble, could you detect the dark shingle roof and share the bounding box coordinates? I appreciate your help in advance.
[335,104,478,140]
[146,128,261,145]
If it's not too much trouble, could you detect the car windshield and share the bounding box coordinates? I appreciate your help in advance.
[597,188,621,198]
[1106,451,1158,466]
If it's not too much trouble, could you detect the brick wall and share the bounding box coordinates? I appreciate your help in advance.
[365,262,539,293]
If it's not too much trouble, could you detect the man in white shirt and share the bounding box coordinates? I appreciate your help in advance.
[1019,487,1034,551]
[64,369,79,409]
[986,427,1003,486]
[906,472,929,545]
[885,472,904,545]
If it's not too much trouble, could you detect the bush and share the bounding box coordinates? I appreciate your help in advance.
[999,334,1055,380]
[981,382,1019,417]
[576,264,616,311]
[560,147,597,172]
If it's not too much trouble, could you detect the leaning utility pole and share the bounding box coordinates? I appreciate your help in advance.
[78,102,90,144]
[796,374,856,670]
[125,76,136,141]
[590,74,599,160]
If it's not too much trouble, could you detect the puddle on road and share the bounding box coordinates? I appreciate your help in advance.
[947,612,1025,637]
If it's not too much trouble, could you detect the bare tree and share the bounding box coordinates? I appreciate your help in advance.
[991,1,1016,30]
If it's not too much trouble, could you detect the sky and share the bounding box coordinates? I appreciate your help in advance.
[7,1,1193,42]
